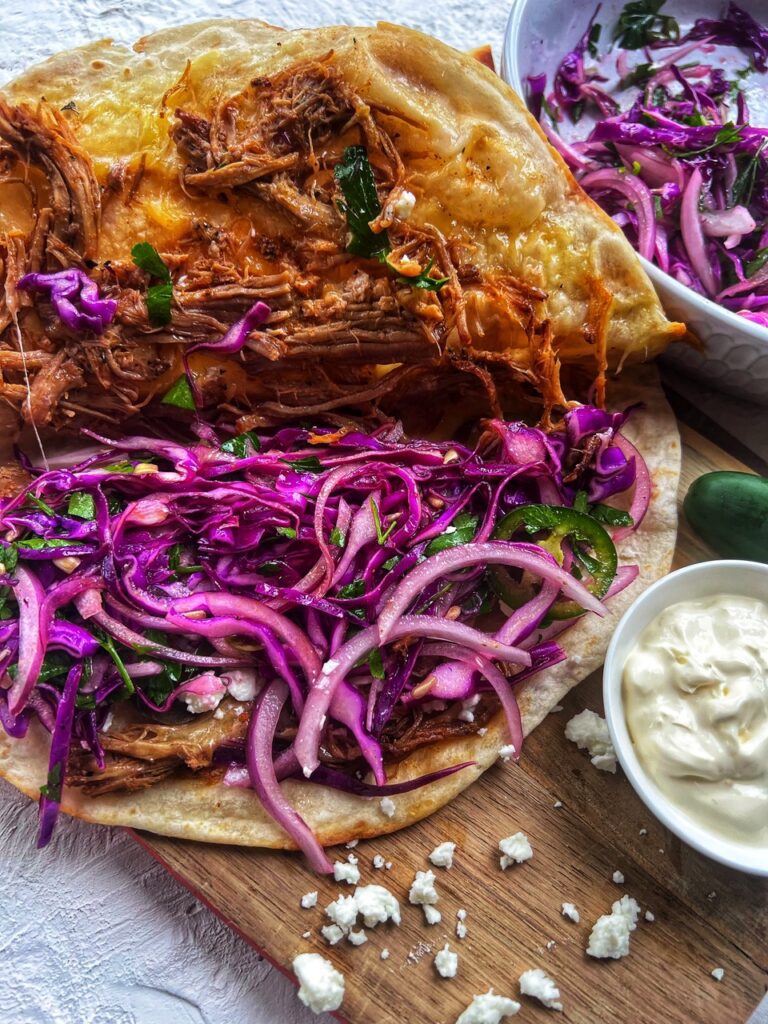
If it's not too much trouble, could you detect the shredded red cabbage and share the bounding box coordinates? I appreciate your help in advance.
[18,270,117,335]
[0,410,644,863]
[528,1,768,322]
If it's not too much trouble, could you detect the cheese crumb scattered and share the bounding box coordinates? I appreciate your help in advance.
[409,870,439,907]
[391,190,417,221]
[333,860,361,886]
[347,930,367,946]
[477,727,488,736]
[545,940,556,951]
[380,797,396,817]
[345,839,359,849]
[292,952,345,1014]
[707,891,717,900]
[499,832,533,869]
[381,948,390,960]
[564,709,617,773]
[353,884,401,927]
[302,931,311,939]
[181,688,224,714]
[644,910,655,922]
[423,905,442,925]
[324,894,359,934]
[455,990,521,1023]
[373,854,386,869]
[225,670,258,702]
[639,828,648,836]
[429,841,456,870]
[435,943,459,979]
[321,924,344,946]
[550,704,564,713]
[498,744,516,762]
[456,908,468,940]
[553,800,563,809]
[561,902,579,924]
[586,895,641,959]
[612,870,625,884]
[519,968,563,1011]
[711,967,725,981]
[301,891,318,909]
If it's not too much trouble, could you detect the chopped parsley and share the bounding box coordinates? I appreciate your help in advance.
[369,497,397,546]
[67,491,96,520]
[337,578,366,599]
[221,430,261,458]
[425,512,479,556]
[614,0,679,50]
[280,455,324,474]
[161,375,196,410]
[131,241,173,326]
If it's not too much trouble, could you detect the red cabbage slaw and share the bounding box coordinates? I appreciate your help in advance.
[527,2,768,326]
[0,410,646,869]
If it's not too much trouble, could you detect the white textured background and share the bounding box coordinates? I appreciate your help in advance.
[0,3,509,1024]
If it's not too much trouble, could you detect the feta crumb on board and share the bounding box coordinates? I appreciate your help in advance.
[321,924,344,946]
[423,905,442,925]
[498,744,516,762]
[373,854,386,869]
[380,948,390,960]
[545,940,556,951]
[345,839,359,849]
[434,943,459,979]
[711,967,725,981]
[561,902,580,924]
[354,884,401,927]
[499,832,533,869]
[586,895,641,959]
[639,828,648,836]
[380,797,396,817]
[292,952,345,1014]
[333,859,361,885]
[409,869,439,906]
[456,908,468,940]
[347,930,367,946]
[302,931,311,940]
[519,968,563,1011]
[612,870,625,884]
[645,910,655,923]
[553,800,563,809]
[301,891,318,909]
[455,990,521,1024]
[429,841,456,869]
[564,709,617,773]
[325,894,359,934]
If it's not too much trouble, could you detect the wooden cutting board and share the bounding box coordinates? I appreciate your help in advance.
[132,421,768,1024]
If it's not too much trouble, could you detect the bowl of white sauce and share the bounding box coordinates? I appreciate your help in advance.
[603,560,768,875]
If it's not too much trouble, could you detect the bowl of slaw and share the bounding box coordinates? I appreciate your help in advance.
[502,0,768,402]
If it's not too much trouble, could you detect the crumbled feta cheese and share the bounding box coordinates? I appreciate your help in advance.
[658,848,664,854]
[456,908,468,939]
[546,940,556,951]
[353,884,401,927]
[457,909,467,920]
[711,967,725,982]
[564,709,617,773]
[385,861,392,870]
[586,896,641,959]
[498,744,516,762]
[302,931,311,939]
[499,832,533,869]
[380,797,396,817]
[181,688,224,714]
[224,669,258,702]
[321,924,344,946]
[409,869,439,906]
[561,902,579,924]
[324,894,359,934]
[612,870,625,884]
[423,905,442,925]
[301,891,318,909]
[380,948,390,960]
[345,839,358,849]
[707,891,717,901]
[435,943,458,979]
[644,910,655,922]
[429,841,456,870]
[391,190,416,221]
[292,952,345,1014]
[639,828,648,836]
[519,968,562,1011]
[347,930,367,946]
[334,860,361,885]
[372,854,386,870]
[477,727,488,736]
[213,706,225,719]
[347,853,358,865]
[553,800,563,809]
[455,990,520,1024]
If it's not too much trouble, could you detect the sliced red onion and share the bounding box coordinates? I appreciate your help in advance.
[611,436,651,542]
[37,663,82,848]
[680,168,718,296]
[246,680,332,873]
[580,169,656,261]
[700,206,756,238]
[7,567,47,717]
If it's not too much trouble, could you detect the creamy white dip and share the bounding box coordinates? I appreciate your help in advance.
[623,595,768,847]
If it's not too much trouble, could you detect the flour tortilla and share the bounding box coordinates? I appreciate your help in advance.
[0,365,679,848]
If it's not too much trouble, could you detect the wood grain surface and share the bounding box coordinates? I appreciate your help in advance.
[133,423,768,1024]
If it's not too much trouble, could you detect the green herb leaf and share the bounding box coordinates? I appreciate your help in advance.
[619,62,655,89]
[337,578,366,599]
[382,555,399,571]
[334,145,389,258]
[588,504,634,527]
[275,526,297,539]
[104,460,135,474]
[67,491,96,520]
[17,537,76,551]
[221,430,261,458]
[732,139,768,208]
[330,527,346,547]
[573,491,589,514]
[131,242,171,283]
[97,631,135,698]
[746,247,768,278]
[369,496,397,546]
[280,455,324,474]
[425,512,479,556]
[28,494,56,517]
[0,542,18,574]
[587,21,602,58]
[145,282,173,326]
[676,122,743,158]
[614,0,679,49]
[368,648,385,679]
[40,761,62,802]
[393,256,450,293]
[161,375,196,410]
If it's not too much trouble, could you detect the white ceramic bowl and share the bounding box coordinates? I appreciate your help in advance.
[501,0,768,403]
[603,560,768,876]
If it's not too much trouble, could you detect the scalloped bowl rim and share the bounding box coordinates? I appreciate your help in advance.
[500,1,768,352]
